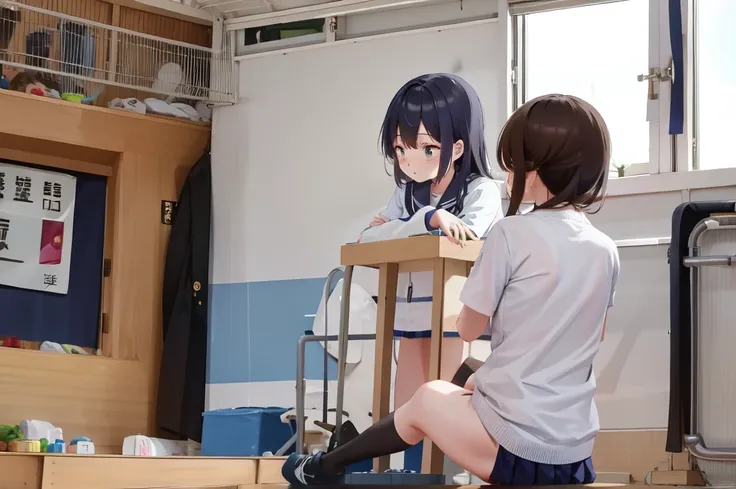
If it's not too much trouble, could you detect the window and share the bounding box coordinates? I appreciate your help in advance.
[694,0,736,170]
[520,0,655,178]
[237,19,328,56]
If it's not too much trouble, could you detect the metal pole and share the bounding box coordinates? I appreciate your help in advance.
[322,268,345,423]
[689,246,700,441]
[684,255,734,267]
[295,333,376,455]
[334,265,354,443]
[296,335,308,454]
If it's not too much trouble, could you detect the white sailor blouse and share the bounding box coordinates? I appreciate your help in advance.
[359,176,504,337]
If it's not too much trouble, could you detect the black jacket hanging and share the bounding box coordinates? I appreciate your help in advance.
[157,150,212,442]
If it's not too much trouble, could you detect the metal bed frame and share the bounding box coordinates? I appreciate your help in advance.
[294,266,359,454]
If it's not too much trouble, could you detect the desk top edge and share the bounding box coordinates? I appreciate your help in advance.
[340,235,482,266]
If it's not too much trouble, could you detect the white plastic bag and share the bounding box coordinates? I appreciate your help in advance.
[312,279,376,364]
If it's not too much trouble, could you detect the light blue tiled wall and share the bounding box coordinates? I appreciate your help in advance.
[207,278,338,385]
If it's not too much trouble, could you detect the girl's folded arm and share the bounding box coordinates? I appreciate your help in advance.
[359,206,436,243]
[359,187,435,243]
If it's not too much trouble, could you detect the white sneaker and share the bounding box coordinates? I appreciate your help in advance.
[452,471,484,484]
[452,472,470,484]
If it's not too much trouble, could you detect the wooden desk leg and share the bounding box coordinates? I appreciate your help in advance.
[422,258,468,474]
[373,262,399,473]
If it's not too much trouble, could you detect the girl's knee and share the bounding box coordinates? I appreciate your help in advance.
[413,380,456,405]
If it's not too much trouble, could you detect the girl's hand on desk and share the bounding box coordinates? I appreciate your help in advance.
[369,215,390,227]
[357,216,388,242]
[429,209,477,246]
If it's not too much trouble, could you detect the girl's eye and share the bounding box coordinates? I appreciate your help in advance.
[424,147,436,157]
[396,147,405,157]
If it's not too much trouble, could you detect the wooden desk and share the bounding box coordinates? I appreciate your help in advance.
[339,236,482,474]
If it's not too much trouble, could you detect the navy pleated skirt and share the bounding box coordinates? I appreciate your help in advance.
[490,445,596,486]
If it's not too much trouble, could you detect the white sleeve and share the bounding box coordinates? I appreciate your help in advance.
[359,187,435,243]
[608,246,620,308]
[379,186,405,220]
[458,178,504,238]
[359,207,435,243]
[459,223,512,317]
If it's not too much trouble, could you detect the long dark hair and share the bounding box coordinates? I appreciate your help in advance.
[379,73,491,207]
[497,94,611,217]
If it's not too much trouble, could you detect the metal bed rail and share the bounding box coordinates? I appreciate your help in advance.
[296,331,375,454]
[684,216,736,466]
[294,264,360,454]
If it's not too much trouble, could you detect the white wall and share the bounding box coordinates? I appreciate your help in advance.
[215,20,503,283]
[591,193,677,429]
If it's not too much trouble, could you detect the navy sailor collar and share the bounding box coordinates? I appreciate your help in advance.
[404,174,471,217]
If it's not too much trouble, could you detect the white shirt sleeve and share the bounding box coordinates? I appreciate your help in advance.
[359,187,433,243]
[360,178,504,243]
[379,186,405,220]
[608,246,620,308]
[459,178,504,238]
[459,223,512,317]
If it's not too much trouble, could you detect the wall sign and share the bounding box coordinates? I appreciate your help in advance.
[0,163,76,294]
[161,200,177,225]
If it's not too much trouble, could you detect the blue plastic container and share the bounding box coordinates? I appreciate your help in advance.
[201,407,294,457]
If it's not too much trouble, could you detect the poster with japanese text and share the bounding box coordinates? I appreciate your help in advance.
[0,163,76,295]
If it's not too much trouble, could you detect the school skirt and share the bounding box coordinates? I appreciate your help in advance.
[490,445,596,486]
[393,298,491,340]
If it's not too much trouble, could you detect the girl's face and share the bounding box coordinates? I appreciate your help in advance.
[394,121,464,183]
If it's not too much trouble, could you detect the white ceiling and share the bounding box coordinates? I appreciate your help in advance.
[197,0,344,18]
[142,0,446,27]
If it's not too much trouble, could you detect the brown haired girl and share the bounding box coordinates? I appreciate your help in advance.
[282,94,620,486]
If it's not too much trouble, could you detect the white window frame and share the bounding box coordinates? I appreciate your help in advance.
[510,0,736,197]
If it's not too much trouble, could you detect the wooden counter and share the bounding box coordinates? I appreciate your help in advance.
[0,452,688,489]
[0,452,282,489]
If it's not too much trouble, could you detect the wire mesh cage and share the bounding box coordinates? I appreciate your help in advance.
[0,0,235,105]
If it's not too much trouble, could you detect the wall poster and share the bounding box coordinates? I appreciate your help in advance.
[0,162,76,295]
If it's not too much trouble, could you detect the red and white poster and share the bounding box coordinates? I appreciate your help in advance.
[0,163,76,295]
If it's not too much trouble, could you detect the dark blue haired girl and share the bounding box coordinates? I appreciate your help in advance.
[357,73,504,471]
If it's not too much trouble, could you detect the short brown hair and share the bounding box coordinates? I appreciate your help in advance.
[497,94,611,216]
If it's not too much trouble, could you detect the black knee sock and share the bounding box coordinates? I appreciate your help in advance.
[320,413,412,474]
[451,356,484,387]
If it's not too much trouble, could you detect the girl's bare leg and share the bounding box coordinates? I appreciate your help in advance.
[438,337,465,380]
[395,337,465,409]
[394,380,499,482]
[394,337,428,409]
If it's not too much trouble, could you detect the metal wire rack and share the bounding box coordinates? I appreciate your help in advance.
[0,0,235,104]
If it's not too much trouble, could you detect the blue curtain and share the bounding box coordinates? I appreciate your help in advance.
[669,0,684,135]
[0,161,107,348]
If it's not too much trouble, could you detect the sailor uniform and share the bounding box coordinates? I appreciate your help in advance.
[359,176,504,338]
